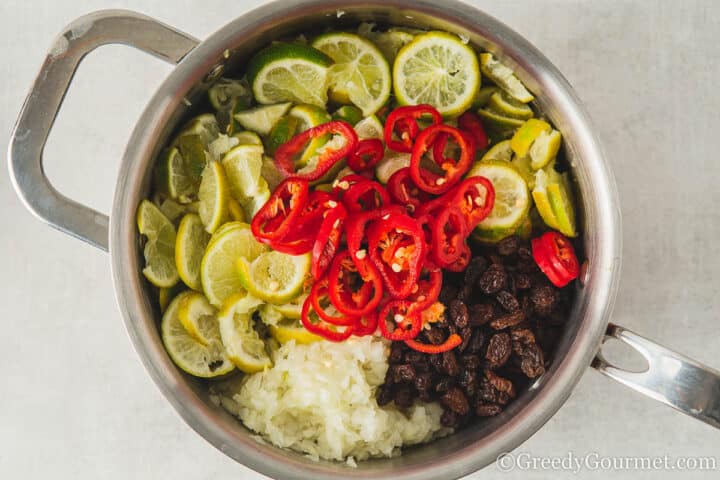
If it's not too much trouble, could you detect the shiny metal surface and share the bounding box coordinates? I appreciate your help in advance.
[9,1,718,479]
[7,10,199,251]
[593,324,720,429]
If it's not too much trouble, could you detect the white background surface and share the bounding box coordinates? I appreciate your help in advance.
[1,1,719,479]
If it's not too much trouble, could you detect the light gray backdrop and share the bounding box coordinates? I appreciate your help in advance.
[1,1,718,479]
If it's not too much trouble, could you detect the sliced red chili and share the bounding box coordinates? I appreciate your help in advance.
[271,190,336,255]
[342,179,391,213]
[405,333,462,354]
[450,176,495,230]
[457,111,489,150]
[251,178,309,245]
[387,167,430,215]
[347,138,384,172]
[406,267,442,311]
[352,312,378,336]
[367,213,426,299]
[301,293,354,342]
[431,206,469,267]
[531,231,579,287]
[410,124,473,195]
[332,174,368,198]
[311,203,347,280]
[384,105,442,153]
[378,300,422,341]
[345,205,406,275]
[327,250,383,317]
[275,120,358,181]
[309,280,357,326]
[443,241,471,272]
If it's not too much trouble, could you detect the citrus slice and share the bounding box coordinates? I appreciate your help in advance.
[373,30,415,62]
[472,86,500,109]
[261,154,284,191]
[488,91,534,120]
[393,31,480,117]
[529,129,562,170]
[270,317,322,345]
[217,293,273,373]
[159,284,185,313]
[227,198,245,222]
[221,144,266,203]
[468,160,530,232]
[178,113,221,144]
[270,293,308,320]
[200,222,268,307]
[510,119,551,158]
[208,77,252,111]
[531,167,561,230]
[479,53,534,103]
[232,131,263,146]
[158,197,188,224]
[178,292,217,345]
[471,214,530,244]
[476,108,526,135]
[287,104,333,166]
[533,165,577,237]
[312,32,391,116]
[207,221,244,249]
[154,147,194,202]
[236,251,311,304]
[161,291,234,378]
[137,200,179,288]
[233,102,292,136]
[353,115,384,139]
[480,139,513,163]
[375,151,411,184]
[198,161,230,233]
[175,213,211,290]
[247,43,332,107]
[266,115,299,155]
[245,186,271,218]
[332,105,363,125]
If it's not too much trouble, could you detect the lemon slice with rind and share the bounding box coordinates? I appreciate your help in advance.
[175,213,211,291]
[137,200,179,288]
[468,160,530,233]
[217,293,273,373]
[236,251,311,305]
[233,102,292,136]
[178,292,217,345]
[198,161,230,233]
[479,53,534,103]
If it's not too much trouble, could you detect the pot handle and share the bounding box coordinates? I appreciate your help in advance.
[8,10,200,251]
[592,323,720,430]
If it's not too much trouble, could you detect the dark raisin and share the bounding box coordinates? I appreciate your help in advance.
[495,290,520,312]
[462,354,481,371]
[429,353,444,372]
[519,343,546,378]
[448,299,469,328]
[439,284,459,304]
[377,385,394,406]
[424,327,446,346]
[464,256,488,286]
[469,303,494,326]
[486,370,516,400]
[456,284,474,303]
[414,372,433,392]
[518,246,532,260]
[478,265,507,294]
[442,350,461,377]
[476,402,503,417]
[394,386,414,409]
[530,284,558,316]
[435,377,455,393]
[485,332,512,369]
[466,329,487,355]
[497,235,519,256]
[441,387,470,415]
[490,311,526,330]
[441,409,458,427]
[403,350,425,365]
[457,327,473,353]
[515,273,532,290]
[458,368,477,397]
[389,342,405,364]
[393,364,416,383]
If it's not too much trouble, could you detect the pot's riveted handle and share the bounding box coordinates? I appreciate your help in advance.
[8,10,200,251]
[592,323,720,430]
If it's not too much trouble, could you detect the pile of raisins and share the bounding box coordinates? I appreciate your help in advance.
[377,235,573,428]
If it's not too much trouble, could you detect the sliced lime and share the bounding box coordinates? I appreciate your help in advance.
[472,86,500,109]
[232,131,263,146]
[479,53,534,103]
[227,198,246,222]
[158,197,188,224]
[375,151,411,184]
[477,108,526,136]
[178,292,217,345]
[137,200,179,288]
[480,139,513,163]
[533,165,577,237]
[354,115,384,139]
[217,293,272,373]
[266,115,299,155]
[197,161,230,233]
[468,160,530,232]
[233,102,292,136]
[488,91,534,120]
[529,129,562,170]
[236,251,311,305]
[154,147,194,202]
[221,144,266,202]
[261,154,284,191]
[175,213,211,291]
[332,105,364,125]
[208,77,252,112]
[288,104,332,167]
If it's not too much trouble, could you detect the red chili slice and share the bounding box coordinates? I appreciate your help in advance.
[430,206,469,267]
[443,241,471,272]
[345,205,406,275]
[457,111,489,150]
[378,299,422,341]
[271,190,336,255]
[405,333,462,354]
[341,179,391,213]
[384,105,442,153]
[406,267,442,310]
[347,138,384,172]
[410,124,473,195]
[309,281,357,326]
[450,176,495,229]
[301,293,354,342]
[251,178,309,246]
[531,231,579,287]
[275,120,358,181]
[367,213,426,299]
[387,167,430,215]
[311,203,347,280]
[327,250,383,317]
[332,174,368,198]
[352,312,378,336]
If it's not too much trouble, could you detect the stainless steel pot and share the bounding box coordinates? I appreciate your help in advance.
[9,1,720,479]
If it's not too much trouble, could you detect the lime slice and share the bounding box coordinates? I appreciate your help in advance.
[154,147,194,202]
[531,167,561,231]
[201,222,268,307]
[288,104,333,166]
[247,43,332,107]
[510,153,536,190]
[244,186,271,218]
[488,91,534,120]
[198,161,230,233]
[175,213,211,291]
[266,115,299,155]
[270,293,307,320]
[332,105,363,125]
[373,30,415,62]
[354,115,384,139]
[227,198,246,222]
[206,221,244,250]
[178,292,217,345]
[393,31,480,117]
[375,151,410,184]
[270,317,322,345]
[533,165,577,237]
[233,102,292,136]
[208,77,252,111]
[137,200,179,288]
[178,114,221,144]
[312,32,391,116]
[217,293,272,373]
[261,154,284,191]
[510,119,551,158]
[479,53,534,103]
[232,131,263,146]
[207,134,241,161]
[158,197,188,224]
[175,134,208,182]
[161,291,234,378]
[221,144,266,201]
[236,251,311,304]
[469,160,530,232]
[477,108,526,136]
[480,139,513,163]
[529,129,562,170]
[472,86,500,109]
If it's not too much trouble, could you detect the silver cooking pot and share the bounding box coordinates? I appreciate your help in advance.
[9,1,720,479]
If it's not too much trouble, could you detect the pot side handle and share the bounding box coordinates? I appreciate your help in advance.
[592,323,720,430]
[7,10,200,251]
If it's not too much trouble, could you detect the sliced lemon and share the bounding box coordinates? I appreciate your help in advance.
[227,198,245,222]
[178,292,217,345]
[175,213,211,291]
[221,144,266,203]
[375,150,411,184]
[161,291,234,378]
[159,284,185,313]
[247,43,332,107]
[533,165,577,237]
[471,215,529,244]
[472,86,500,109]
[477,108,526,136]
[233,102,292,136]
[236,251,311,305]
[288,104,333,166]
[245,186,271,218]
[270,317,322,345]
[532,167,561,231]
[488,91,534,120]
[354,115,384,139]
[158,197,188,224]
[198,161,230,233]
[510,119,551,158]
[154,147,194,202]
[393,31,480,117]
[468,160,530,233]
[312,32,392,116]
[208,77,252,112]
[137,200,179,288]
[332,105,364,125]
[480,139,513,162]
[269,292,307,320]
[201,222,268,307]
[232,131,263,146]
[529,129,562,170]
[217,293,273,373]
[479,53,534,103]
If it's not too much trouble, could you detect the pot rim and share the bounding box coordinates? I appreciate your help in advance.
[110,1,622,479]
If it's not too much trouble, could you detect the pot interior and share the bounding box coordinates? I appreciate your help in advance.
[112,2,620,479]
